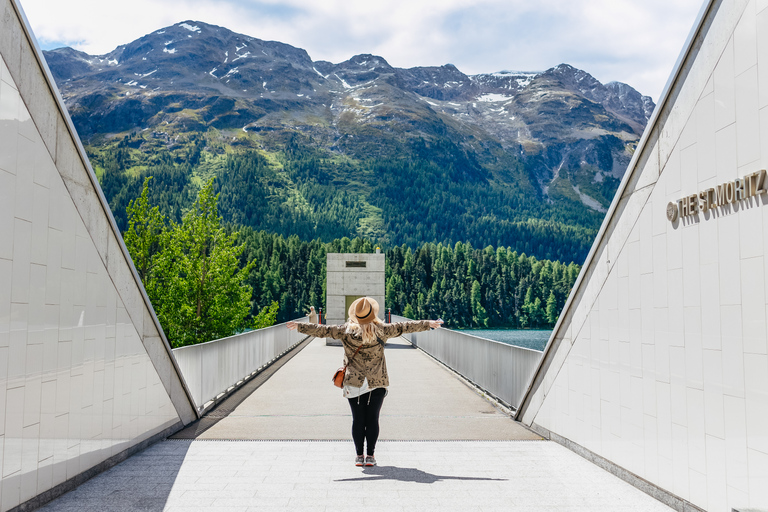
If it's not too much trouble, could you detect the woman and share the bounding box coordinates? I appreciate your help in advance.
[287,297,442,467]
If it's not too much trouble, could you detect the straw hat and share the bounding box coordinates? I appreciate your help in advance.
[348,297,379,324]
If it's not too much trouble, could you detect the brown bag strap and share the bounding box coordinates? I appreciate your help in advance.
[347,343,363,365]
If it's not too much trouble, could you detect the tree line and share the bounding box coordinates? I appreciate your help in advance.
[238,229,580,329]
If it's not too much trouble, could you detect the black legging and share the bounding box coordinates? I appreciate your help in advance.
[347,388,387,456]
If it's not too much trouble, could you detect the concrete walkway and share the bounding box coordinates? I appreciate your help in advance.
[39,336,675,511]
[196,337,539,441]
[39,440,674,512]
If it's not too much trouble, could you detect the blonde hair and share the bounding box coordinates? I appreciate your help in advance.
[346,316,384,344]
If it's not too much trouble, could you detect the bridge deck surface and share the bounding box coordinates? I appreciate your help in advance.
[196,336,539,441]
[40,337,674,511]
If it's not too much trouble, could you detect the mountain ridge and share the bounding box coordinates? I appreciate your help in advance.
[43,20,656,263]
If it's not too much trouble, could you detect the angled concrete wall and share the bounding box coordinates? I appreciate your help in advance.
[0,0,197,510]
[517,0,768,511]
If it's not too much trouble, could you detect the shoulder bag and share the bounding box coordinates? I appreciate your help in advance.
[332,343,363,388]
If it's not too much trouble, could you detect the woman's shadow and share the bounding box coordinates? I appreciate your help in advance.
[335,465,506,484]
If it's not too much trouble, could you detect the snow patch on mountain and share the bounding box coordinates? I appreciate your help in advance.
[516,76,535,88]
[477,93,512,102]
[180,23,200,32]
[490,71,539,78]
[335,74,352,89]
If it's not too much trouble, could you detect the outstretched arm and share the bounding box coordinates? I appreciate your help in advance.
[287,321,346,339]
[381,319,442,338]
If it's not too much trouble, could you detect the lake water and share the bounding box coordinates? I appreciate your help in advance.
[455,329,552,351]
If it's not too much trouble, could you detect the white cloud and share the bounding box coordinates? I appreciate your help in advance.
[22,0,703,101]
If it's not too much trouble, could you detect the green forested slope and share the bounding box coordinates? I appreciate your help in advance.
[94,141,600,264]
[239,230,579,328]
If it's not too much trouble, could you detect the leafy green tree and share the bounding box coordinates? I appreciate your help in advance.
[125,178,274,347]
[253,301,279,330]
[123,177,165,290]
[156,179,257,347]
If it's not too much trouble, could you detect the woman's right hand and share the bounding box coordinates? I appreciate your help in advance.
[429,319,443,329]
[286,321,297,330]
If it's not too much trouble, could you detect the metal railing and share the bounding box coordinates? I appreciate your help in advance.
[172,318,309,412]
[393,315,543,410]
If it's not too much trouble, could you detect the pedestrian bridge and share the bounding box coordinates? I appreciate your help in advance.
[5,0,768,509]
[171,317,542,441]
[36,326,671,512]
[0,1,672,508]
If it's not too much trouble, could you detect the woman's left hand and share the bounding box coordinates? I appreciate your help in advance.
[286,321,297,330]
[429,319,443,329]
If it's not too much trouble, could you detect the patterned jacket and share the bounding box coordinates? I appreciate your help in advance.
[296,321,432,388]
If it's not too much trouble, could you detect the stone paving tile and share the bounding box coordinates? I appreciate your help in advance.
[234,496,291,507]
[39,439,676,512]
[166,508,249,512]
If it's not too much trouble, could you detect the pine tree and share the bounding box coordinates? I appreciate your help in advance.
[531,297,544,327]
[546,290,559,326]
[470,280,489,327]
[123,177,165,291]
[520,287,534,328]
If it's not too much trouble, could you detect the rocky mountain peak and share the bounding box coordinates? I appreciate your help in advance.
[44,21,656,220]
[545,63,606,98]
[395,63,473,101]
[605,81,655,121]
[327,54,395,87]
[541,63,652,131]
[342,54,392,70]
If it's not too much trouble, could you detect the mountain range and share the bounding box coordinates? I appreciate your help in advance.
[44,21,655,263]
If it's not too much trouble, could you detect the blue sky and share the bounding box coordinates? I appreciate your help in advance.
[21,0,704,102]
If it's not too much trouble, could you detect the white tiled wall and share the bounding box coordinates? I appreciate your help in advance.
[0,54,179,511]
[528,1,768,511]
